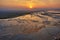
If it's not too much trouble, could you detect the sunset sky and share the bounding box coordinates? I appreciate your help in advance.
[0,0,60,9]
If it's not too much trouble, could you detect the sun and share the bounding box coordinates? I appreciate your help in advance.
[29,5,33,8]
[29,3,33,9]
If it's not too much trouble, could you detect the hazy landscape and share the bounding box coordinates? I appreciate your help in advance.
[0,10,60,40]
[0,0,60,40]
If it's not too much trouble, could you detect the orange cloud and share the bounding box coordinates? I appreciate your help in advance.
[0,0,60,8]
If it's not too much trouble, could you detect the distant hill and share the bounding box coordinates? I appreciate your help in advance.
[0,10,30,19]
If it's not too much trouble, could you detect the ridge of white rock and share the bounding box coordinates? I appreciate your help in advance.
[0,12,60,40]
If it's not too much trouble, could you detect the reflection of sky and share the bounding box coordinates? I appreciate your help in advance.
[0,0,60,8]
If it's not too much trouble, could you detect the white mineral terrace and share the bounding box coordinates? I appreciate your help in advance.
[48,11,60,13]
[0,12,60,40]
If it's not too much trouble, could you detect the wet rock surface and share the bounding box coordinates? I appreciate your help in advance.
[0,12,60,40]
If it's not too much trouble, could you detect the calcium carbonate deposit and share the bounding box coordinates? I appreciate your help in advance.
[0,12,60,40]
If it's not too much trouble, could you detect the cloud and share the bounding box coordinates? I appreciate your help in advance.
[0,0,60,8]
